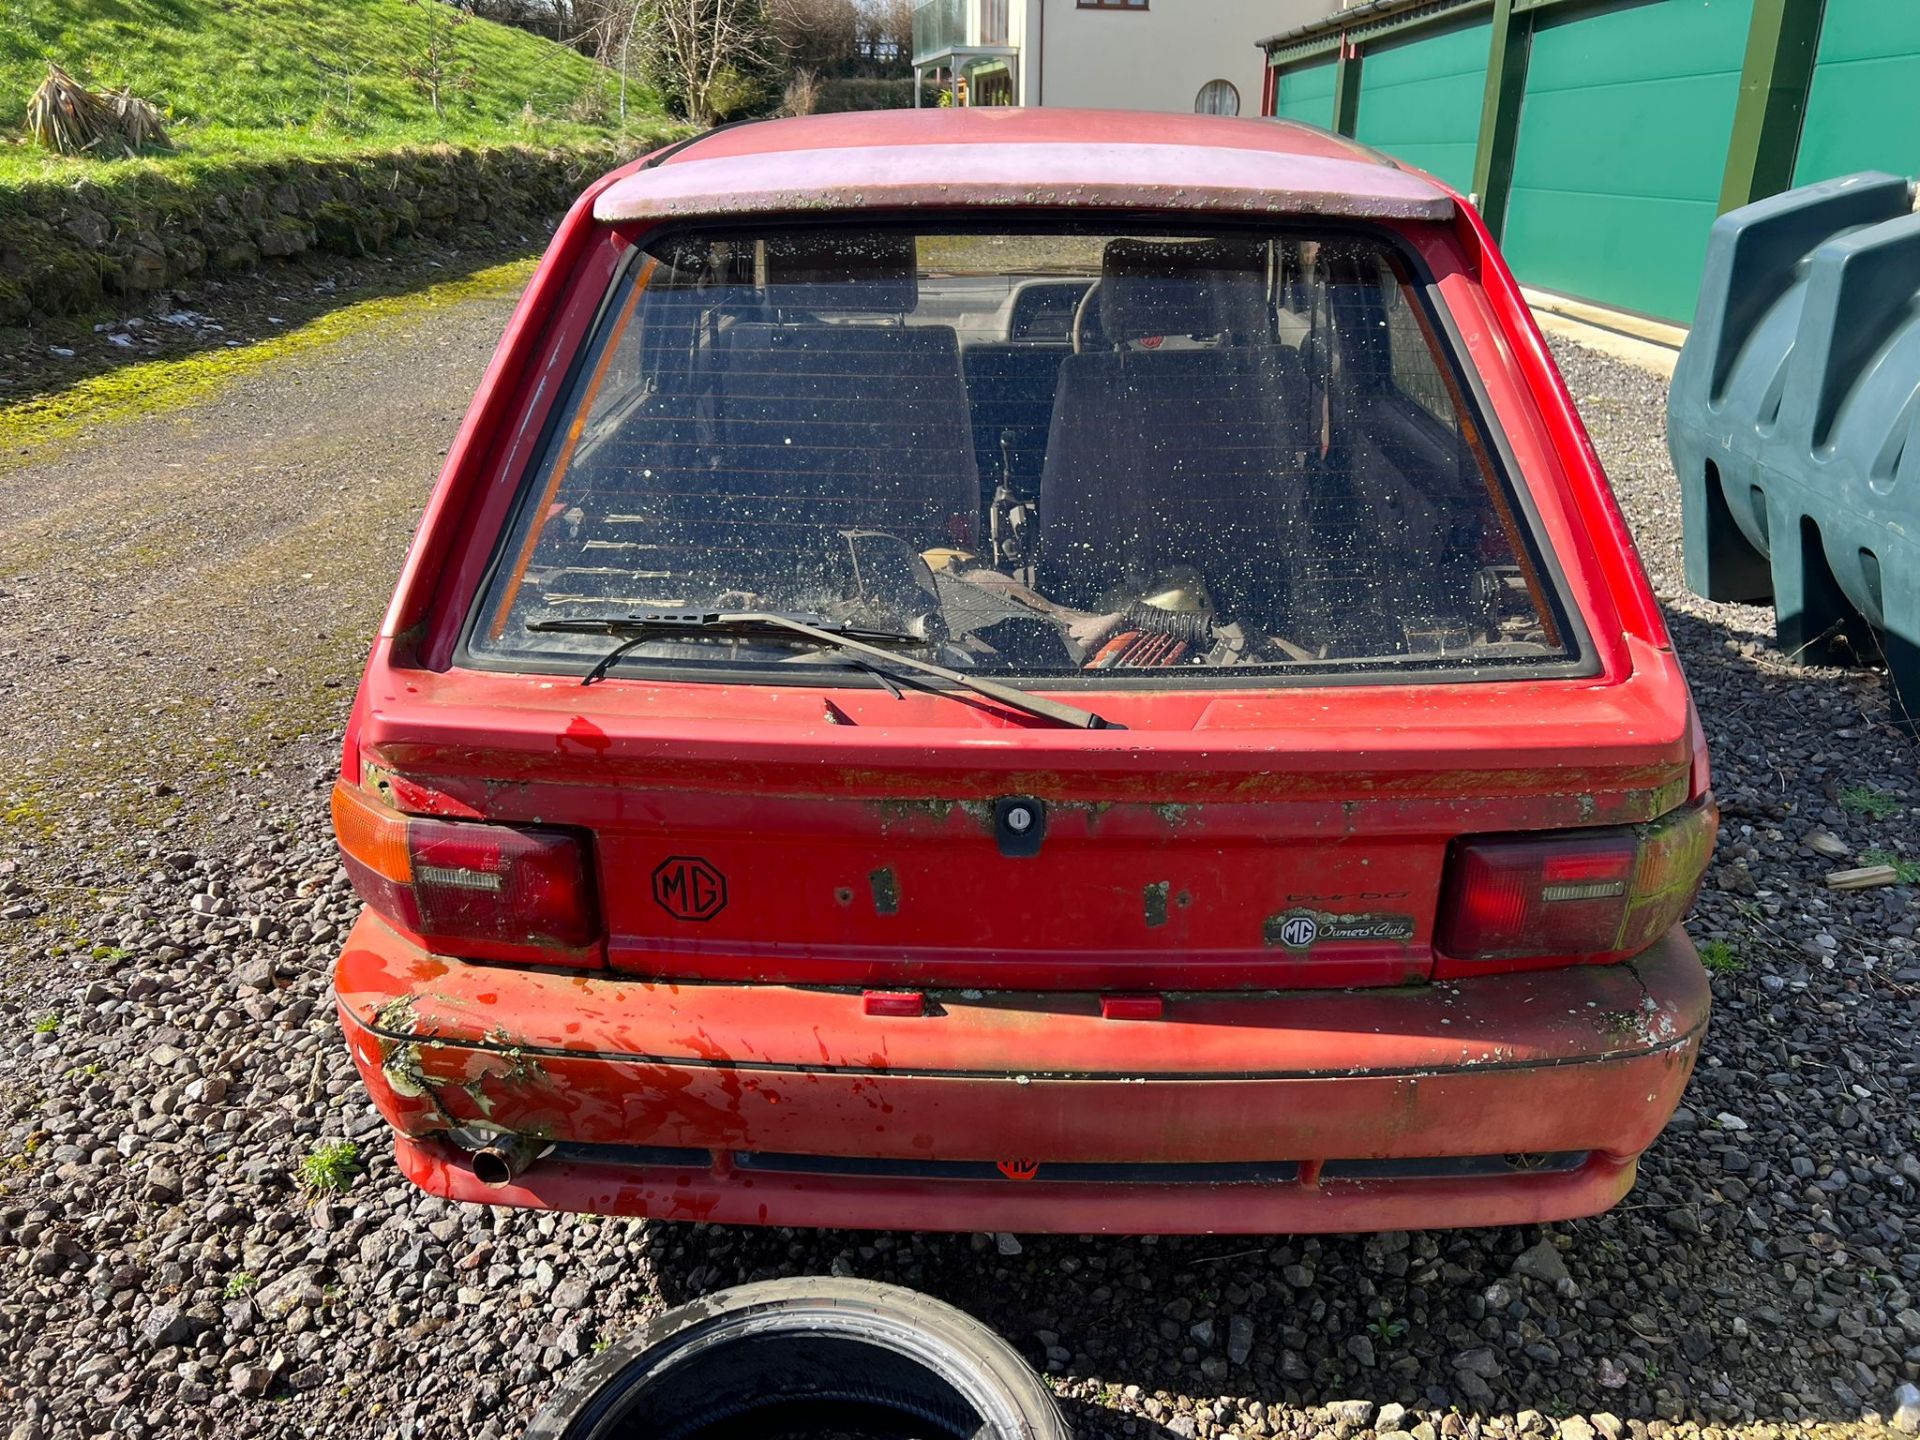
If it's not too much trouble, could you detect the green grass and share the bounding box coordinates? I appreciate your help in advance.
[296,1139,363,1194]
[31,1012,58,1034]
[0,0,665,184]
[1698,939,1744,975]
[1840,784,1901,819]
[1862,850,1920,884]
[1366,1315,1409,1344]
[224,1271,259,1298]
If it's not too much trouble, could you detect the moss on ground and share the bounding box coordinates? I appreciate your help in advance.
[0,255,536,465]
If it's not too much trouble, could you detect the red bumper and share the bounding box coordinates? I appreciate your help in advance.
[335,912,1708,1233]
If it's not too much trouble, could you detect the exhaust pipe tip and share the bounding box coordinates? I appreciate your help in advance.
[469,1134,546,1187]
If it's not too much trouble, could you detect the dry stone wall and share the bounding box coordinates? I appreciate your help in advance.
[0,141,629,324]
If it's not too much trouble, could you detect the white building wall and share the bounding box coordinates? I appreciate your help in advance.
[1012,0,1038,104]
[1034,0,1328,116]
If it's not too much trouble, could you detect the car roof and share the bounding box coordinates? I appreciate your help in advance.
[594,109,1454,226]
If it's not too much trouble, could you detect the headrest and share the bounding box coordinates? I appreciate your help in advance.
[762,231,918,315]
[1099,238,1267,344]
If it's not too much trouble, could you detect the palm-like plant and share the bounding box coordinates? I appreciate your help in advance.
[26,64,116,155]
[26,64,174,156]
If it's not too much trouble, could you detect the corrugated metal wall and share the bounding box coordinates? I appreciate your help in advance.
[1793,0,1920,185]
[1351,16,1491,196]
[1274,56,1338,128]
[1499,0,1748,322]
[1264,0,1920,325]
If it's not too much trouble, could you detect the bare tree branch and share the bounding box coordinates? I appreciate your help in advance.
[630,0,775,125]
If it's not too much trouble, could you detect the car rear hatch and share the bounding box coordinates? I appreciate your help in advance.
[344,196,1708,994]
[350,638,1697,991]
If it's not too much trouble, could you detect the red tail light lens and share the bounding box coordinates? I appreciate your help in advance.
[1437,798,1718,972]
[332,781,602,967]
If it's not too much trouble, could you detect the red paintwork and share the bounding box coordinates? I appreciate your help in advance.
[334,110,1712,1231]
[338,914,1705,1231]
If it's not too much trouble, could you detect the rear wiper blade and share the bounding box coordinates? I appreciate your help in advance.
[529,611,1117,730]
[533,611,923,648]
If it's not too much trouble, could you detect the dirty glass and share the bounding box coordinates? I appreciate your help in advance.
[470,226,1572,682]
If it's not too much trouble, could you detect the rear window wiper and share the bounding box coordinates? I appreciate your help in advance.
[528,611,1117,730]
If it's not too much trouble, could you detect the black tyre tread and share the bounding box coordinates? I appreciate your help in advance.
[525,1277,1069,1440]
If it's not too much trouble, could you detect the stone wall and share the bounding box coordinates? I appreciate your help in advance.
[0,141,633,324]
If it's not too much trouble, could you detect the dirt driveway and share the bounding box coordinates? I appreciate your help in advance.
[1,281,1917,1440]
[0,266,528,993]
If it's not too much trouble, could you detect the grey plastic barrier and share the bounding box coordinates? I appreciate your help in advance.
[1669,171,1920,733]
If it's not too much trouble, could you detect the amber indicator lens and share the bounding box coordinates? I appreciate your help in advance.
[332,781,602,967]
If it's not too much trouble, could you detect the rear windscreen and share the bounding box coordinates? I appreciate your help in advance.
[469,225,1574,683]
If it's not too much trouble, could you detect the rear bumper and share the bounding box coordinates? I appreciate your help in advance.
[335,913,1708,1233]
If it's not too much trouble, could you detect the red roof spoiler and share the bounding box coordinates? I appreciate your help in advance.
[594,140,1455,225]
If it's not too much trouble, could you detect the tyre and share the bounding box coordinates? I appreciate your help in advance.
[524,1277,1071,1440]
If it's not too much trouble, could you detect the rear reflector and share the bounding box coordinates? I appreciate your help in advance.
[1436,798,1717,970]
[1100,994,1165,1020]
[332,781,602,967]
[862,990,926,1017]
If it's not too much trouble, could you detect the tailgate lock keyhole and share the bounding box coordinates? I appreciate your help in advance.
[994,797,1046,858]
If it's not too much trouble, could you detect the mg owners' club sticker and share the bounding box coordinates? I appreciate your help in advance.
[1265,908,1416,950]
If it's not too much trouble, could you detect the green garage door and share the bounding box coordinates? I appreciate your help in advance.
[1274,57,1338,129]
[1793,0,1920,185]
[1352,17,1492,195]
[1500,0,1748,322]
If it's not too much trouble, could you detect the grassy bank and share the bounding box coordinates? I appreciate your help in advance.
[0,2,678,325]
[0,0,665,185]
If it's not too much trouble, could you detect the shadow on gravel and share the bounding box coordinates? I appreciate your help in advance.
[1055,1395,1189,1439]
[0,232,544,410]
[630,1217,1890,1432]
[1662,606,1894,713]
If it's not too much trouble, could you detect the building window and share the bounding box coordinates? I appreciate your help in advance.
[1196,79,1240,116]
[1077,0,1147,8]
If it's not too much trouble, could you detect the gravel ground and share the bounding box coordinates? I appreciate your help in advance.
[0,255,532,993]
[2,317,1918,1440]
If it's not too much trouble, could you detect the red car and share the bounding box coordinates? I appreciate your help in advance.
[331,109,1715,1234]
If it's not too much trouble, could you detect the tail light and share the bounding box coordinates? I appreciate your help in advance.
[1436,798,1718,974]
[332,781,602,967]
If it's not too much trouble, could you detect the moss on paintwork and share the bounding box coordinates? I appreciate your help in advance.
[375,995,420,1034]
[0,256,535,466]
